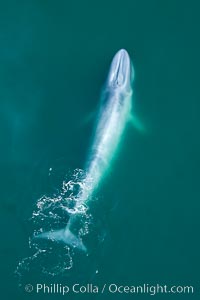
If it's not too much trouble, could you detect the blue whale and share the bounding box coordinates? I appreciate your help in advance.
[36,49,135,251]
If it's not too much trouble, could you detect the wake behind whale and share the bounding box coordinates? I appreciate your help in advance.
[35,49,135,252]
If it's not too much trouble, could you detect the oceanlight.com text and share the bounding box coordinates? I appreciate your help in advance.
[24,283,194,296]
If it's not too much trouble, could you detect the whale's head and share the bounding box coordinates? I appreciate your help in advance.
[107,49,134,92]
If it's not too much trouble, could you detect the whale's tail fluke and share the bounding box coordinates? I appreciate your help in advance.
[35,227,87,252]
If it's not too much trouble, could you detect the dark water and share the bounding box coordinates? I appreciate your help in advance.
[0,0,200,299]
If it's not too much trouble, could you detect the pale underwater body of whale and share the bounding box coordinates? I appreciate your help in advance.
[36,49,136,251]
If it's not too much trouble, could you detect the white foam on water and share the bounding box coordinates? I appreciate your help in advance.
[16,168,94,280]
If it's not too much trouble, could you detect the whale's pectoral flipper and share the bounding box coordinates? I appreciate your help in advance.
[129,113,146,133]
[82,111,96,126]
[35,228,87,252]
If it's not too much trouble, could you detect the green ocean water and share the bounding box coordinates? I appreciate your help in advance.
[0,0,200,299]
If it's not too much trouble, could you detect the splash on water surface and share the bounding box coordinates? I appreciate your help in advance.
[16,169,95,280]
